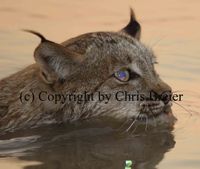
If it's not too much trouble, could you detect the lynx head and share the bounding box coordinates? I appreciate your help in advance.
[25,9,176,126]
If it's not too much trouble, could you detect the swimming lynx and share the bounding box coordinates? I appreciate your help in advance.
[0,9,176,131]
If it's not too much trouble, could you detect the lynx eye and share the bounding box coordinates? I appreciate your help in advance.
[114,69,130,82]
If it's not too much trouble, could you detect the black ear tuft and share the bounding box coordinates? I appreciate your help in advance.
[121,8,141,40]
[22,29,47,42]
[23,29,81,84]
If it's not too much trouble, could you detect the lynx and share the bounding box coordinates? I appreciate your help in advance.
[0,9,176,131]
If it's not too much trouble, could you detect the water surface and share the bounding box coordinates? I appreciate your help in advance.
[0,0,200,169]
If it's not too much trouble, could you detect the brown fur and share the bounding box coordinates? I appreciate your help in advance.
[0,9,176,132]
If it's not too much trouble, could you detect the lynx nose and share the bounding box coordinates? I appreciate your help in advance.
[150,79,172,105]
[151,90,172,105]
[161,90,172,105]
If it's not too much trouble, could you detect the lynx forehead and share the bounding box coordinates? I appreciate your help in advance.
[0,9,176,132]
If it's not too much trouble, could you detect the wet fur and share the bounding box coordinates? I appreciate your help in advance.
[0,9,176,131]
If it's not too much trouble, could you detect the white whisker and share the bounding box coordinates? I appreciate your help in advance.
[145,115,148,131]
[173,101,192,116]
[125,112,140,132]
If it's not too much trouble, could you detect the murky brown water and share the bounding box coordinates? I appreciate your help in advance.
[0,0,200,169]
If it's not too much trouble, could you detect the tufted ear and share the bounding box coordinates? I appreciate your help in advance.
[24,30,82,84]
[121,8,141,40]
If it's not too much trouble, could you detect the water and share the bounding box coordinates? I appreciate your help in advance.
[0,0,200,168]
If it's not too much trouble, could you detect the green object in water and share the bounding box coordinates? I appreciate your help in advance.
[125,160,133,169]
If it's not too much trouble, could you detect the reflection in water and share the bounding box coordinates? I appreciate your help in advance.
[0,0,200,168]
[0,121,175,169]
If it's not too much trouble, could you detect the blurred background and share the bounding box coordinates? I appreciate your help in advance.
[0,0,200,169]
